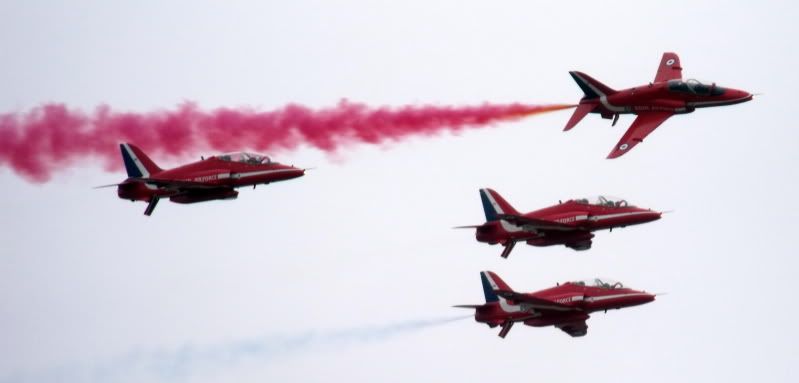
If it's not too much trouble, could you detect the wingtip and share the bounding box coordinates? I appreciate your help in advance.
[606,146,630,159]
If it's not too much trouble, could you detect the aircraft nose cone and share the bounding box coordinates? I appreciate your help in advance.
[729,89,753,103]
[639,210,662,223]
[632,292,656,306]
[737,90,753,101]
[282,166,306,179]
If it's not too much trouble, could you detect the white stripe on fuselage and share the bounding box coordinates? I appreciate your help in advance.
[584,292,650,302]
[499,211,651,234]
[687,96,751,108]
[231,169,298,179]
[155,169,298,191]
[588,211,653,222]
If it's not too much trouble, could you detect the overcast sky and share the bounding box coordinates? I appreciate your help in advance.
[1,1,797,382]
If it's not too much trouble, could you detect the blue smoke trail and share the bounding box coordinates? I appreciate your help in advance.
[2,315,469,383]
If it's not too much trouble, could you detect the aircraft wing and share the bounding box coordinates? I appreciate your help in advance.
[133,177,222,190]
[494,291,576,312]
[654,52,682,83]
[495,214,575,231]
[556,320,589,337]
[607,111,673,159]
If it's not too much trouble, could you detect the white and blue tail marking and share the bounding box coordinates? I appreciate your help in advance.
[569,71,617,100]
[480,272,500,303]
[479,188,520,222]
[120,143,161,178]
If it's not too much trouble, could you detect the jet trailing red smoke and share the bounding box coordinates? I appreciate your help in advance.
[0,101,573,182]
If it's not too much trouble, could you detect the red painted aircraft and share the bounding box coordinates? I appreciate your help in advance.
[457,188,662,258]
[455,271,655,338]
[564,52,753,158]
[101,143,306,216]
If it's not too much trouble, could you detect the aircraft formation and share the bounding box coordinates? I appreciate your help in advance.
[100,52,751,338]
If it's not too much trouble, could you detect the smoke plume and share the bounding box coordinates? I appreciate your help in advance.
[0,101,572,182]
[2,316,469,383]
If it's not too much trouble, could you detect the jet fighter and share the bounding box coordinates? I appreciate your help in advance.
[455,271,655,338]
[101,143,306,216]
[565,52,753,158]
[457,188,662,258]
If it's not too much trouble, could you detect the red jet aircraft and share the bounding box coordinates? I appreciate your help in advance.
[102,143,306,216]
[564,52,753,158]
[455,271,655,338]
[457,188,662,258]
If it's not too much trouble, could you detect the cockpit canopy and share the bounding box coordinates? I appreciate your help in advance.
[215,152,273,164]
[573,195,630,208]
[572,278,625,289]
[667,79,726,96]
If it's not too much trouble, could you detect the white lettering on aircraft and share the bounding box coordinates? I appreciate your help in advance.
[192,175,219,182]
[633,105,676,112]
[554,296,583,304]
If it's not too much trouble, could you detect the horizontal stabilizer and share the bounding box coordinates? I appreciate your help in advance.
[93,183,125,189]
[453,225,483,229]
[563,103,595,131]
[453,304,483,309]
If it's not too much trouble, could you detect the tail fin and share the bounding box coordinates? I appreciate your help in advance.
[453,272,508,310]
[479,188,521,222]
[569,71,616,100]
[481,271,518,338]
[120,143,162,178]
[480,272,500,303]
[481,271,513,302]
[480,271,513,295]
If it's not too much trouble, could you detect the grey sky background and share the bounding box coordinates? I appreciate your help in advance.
[1,1,797,382]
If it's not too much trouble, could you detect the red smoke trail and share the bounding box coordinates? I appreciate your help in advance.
[0,101,573,182]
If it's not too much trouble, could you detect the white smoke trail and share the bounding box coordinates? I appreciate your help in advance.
[2,316,469,383]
